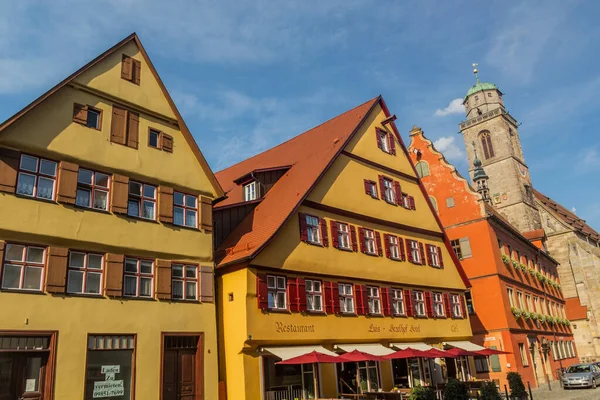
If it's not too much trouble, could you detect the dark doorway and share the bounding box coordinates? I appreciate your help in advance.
[446,357,457,380]
[162,336,201,400]
[0,353,48,400]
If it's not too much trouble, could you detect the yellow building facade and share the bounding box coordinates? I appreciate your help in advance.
[215,97,475,400]
[0,34,222,400]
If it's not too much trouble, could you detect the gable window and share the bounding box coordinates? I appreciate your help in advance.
[121,54,141,85]
[1,244,45,291]
[147,128,173,152]
[306,280,323,312]
[148,128,161,149]
[376,128,395,155]
[413,290,426,317]
[379,130,390,152]
[389,236,400,260]
[76,169,110,211]
[127,181,156,220]
[67,251,103,295]
[124,258,154,298]
[16,154,57,200]
[383,178,395,204]
[480,131,495,159]
[306,215,321,244]
[174,192,197,228]
[427,245,442,267]
[367,286,381,315]
[409,240,421,264]
[364,180,378,199]
[267,275,287,310]
[86,108,101,129]
[172,264,198,301]
[339,283,354,314]
[450,238,472,260]
[391,289,405,316]
[415,161,430,178]
[337,223,350,250]
[364,229,377,255]
[73,103,102,130]
[244,181,257,201]
[507,287,514,307]
[433,292,445,317]
[451,294,462,318]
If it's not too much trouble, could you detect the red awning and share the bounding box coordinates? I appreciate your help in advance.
[476,348,512,356]
[338,350,385,362]
[276,351,343,365]
[445,348,481,357]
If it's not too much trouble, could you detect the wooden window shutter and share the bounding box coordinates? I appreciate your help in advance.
[73,103,88,125]
[319,218,329,247]
[121,55,133,80]
[444,293,452,317]
[330,221,339,249]
[155,260,172,300]
[389,134,396,155]
[158,186,174,224]
[406,240,413,263]
[200,196,213,232]
[257,273,268,311]
[45,247,69,294]
[111,174,129,214]
[57,161,79,205]
[404,289,414,317]
[350,225,358,252]
[409,196,416,210]
[425,244,433,266]
[297,278,307,312]
[127,111,139,149]
[324,282,333,313]
[383,234,391,259]
[425,291,433,318]
[132,59,141,85]
[0,241,4,269]
[355,284,366,315]
[398,237,406,261]
[0,148,20,194]
[364,179,372,196]
[378,175,385,198]
[376,232,383,257]
[105,254,124,297]
[460,295,467,318]
[375,129,382,150]
[418,242,426,265]
[298,213,308,242]
[358,228,366,253]
[162,134,173,153]
[438,246,444,267]
[393,181,402,205]
[287,277,299,312]
[200,266,214,303]
[381,287,391,316]
[110,106,127,145]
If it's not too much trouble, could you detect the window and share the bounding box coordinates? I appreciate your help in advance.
[378,129,391,153]
[465,291,475,314]
[76,169,110,211]
[475,357,490,373]
[306,280,323,312]
[534,297,539,313]
[480,131,494,159]
[402,193,410,209]
[244,181,257,201]
[450,238,472,259]
[428,245,441,267]
[415,161,430,178]
[16,154,57,200]
[507,287,514,307]
[337,223,350,250]
[123,258,154,298]
[339,283,354,314]
[121,54,141,84]
[86,108,101,129]
[487,92,492,98]
[174,192,197,228]
[451,294,462,318]
[1,244,45,291]
[391,289,405,316]
[498,238,504,254]
[446,197,455,208]
[67,252,103,295]
[519,343,529,366]
[364,180,378,199]
[383,178,395,204]
[433,292,444,317]
[526,294,532,311]
[364,229,377,255]
[86,335,134,400]
[389,236,400,260]
[413,291,426,317]
[451,239,462,259]
[410,241,421,264]
[367,286,381,315]
[171,264,198,301]
[517,292,524,309]
[149,128,161,148]
[267,275,287,310]
[305,215,321,244]
[127,181,156,220]
[73,103,102,130]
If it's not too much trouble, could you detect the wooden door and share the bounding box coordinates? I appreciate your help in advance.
[179,350,196,400]
[0,354,45,400]
[162,350,178,400]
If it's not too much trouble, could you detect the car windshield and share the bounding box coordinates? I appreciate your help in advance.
[567,365,591,373]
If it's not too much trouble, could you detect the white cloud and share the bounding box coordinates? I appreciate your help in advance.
[434,98,464,117]
[583,148,600,167]
[433,136,465,162]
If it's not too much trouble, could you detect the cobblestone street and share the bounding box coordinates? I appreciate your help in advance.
[529,381,600,400]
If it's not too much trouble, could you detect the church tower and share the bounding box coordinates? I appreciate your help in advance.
[459,65,541,232]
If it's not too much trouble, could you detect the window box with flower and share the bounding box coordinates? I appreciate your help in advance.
[522,310,531,320]
[511,307,522,319]
[511,260,520,270]
[519,263,527,272]
[501,254,510,266]
[528,268,536,277]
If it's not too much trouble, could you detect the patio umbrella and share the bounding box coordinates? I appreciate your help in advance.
[476,348,512,356]
[445,348,481,357]
[338,350,386,362]
[423,348,456,358]
[384,348,436,360]
[276,351,343,365]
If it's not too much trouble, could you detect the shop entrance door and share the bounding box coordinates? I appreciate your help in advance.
[162,336,199,400]
[0,353,47,400]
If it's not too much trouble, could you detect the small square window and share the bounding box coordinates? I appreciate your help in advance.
[149,129,161,149]
[446,197,455,208]
[86,108,101,129]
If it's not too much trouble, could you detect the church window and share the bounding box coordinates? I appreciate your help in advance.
[415,161,430,178]
[479,131,494,159]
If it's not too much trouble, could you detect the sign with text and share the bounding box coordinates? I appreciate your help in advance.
[101,365,120,374]
[93,380,124,398]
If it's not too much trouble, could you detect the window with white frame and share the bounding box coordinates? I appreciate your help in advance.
[306,215,321,244]
[16,154,57,200]
[267,275,287,310]
[337,223,350,250]
[172,264,198,301]
[123,258,154,298]
[1,244,45,291]
[244,181,257,201]
[67,251,103,295]
[367,286,381,315]
[305,279,323,312]
[365,229,376,254]
[389,236,400,259]
[429,246,441,267]
[173,192,197,228]
[391,289,405,316]
[383,178,395,204]
[517,291,524,309]
[127,181,156,220]
[451,294,462,318]
[433,292,445,317]
[76,169,110,211]
[410,241,421,263]
[379,130,390,153]
[339,283,354,314]
[364,180,378,198]
[413,290,426,317]
[507,287,515,307]
[402,194,411,209]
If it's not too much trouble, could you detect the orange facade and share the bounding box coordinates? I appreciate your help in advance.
[408,127,577,388]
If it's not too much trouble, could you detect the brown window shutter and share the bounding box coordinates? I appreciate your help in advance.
[121,55,133,80]
[127,111,139,149]
[330,221,339,249]
[376,232,383,257]
[425,244,433,266]
[155,259,172,300]
[383,234,391,259]
[133,59,141,85]
[298,213,308,242]
[375,128,382,150]
[162,134,173,153]
[111,174,130,214]
[159,186,174,224]
[73,103,88,125]
[46,247,69,294]
[358,228,366,253]
[389,135,396,155]
[200,266,214,303]
[57,161,79,205]
[319,218,329,247]
[110,106,127,145]
[0,148,20,194]
[350,225,358,252]
[419,242,426,265]
[438,246,445,267]
[200,196,213,232]
[0,241,4,278]
[393,181,402,205]
[398,237,406,261]
[105,254,124,297]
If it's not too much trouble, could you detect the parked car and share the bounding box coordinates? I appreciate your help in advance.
[562,363,600,389]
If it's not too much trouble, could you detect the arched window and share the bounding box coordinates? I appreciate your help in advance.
[415,161,430,178]
[429,196,438,213]
[479,131,494,159]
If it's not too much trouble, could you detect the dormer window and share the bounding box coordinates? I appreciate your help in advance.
[376,128,395,155]
[244,181,257,201]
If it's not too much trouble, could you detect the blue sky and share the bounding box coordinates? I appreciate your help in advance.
[1,0,599,228]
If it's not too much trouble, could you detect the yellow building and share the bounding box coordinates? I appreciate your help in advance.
[0,34,222,400]
[215,97,476,400]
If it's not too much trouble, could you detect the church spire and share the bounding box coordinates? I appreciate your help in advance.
[473,63,480,84]
[472,142,491,204]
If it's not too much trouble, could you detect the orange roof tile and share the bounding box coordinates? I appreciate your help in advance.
[522,229,545,240]
[565,297,588,321]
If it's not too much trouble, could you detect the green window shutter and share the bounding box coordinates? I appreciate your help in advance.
[490,346,502,372]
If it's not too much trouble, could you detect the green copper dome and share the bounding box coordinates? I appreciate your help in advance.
[465,82,498,100]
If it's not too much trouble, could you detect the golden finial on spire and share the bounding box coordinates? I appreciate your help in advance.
[472,63,480,84]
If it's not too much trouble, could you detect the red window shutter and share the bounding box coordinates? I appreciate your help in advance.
[409,196,416,210]
[330,221,339,249]
[389,135,396,155]
[257,273,268,311]
[288,278,299,312]
[376,232,383,257]
[404,289,414,317]
[419,242,426,265]
[425,291,433,318]
[156,260,172,300]
[398,237,406,261]
[358,228,366,253]
[298,213,308,242]
[162,134,174,153]
[460,295,467,318]
[110,106,127,145]
[393,181,402,205]
[159,186,174,224]
[57,161,79,205]
[45,247,68,294]
[355,284,366,315]
[324,282,333,313]
[383,234,391,259]
[320,218,329,247]
[381,287,391,316]
[350,225,358,252]
[325,281,340,314]
[0,148,20,194]
[73,103,88,125]
[406,240,413,263]
[297,278,307,312]
[364,180,371,195]
[105,254,124,297]
[444,293,452,317]
[438,246,444,267]
[425,244,433,266]
[378,175,385,198]
[375,129,382,150]
[127,111,140,149]
[111,174,129,214]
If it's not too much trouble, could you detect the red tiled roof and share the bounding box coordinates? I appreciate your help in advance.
[522,229,545,240]
[565,297,588,321]
[214,97,380,266]
[534,189,600,242]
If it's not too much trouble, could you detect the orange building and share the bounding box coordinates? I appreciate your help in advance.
[408,127,577,388]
